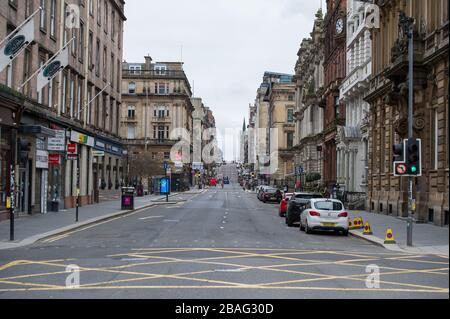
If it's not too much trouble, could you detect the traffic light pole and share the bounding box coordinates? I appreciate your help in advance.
[407,18,414,247]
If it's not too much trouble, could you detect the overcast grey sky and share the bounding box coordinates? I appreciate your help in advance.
[123,0,322,160]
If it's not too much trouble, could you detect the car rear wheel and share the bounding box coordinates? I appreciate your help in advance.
[299,220,305,231]
[305,221,312,234]
[342,230,349,237]
[287,215,294,227]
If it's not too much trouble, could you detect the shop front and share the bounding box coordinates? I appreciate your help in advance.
[0,125,12,222]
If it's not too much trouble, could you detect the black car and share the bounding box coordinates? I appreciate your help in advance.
[223,177,230,184]
[285,193,324,227]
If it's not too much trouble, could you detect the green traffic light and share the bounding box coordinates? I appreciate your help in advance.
[411,166,417,173]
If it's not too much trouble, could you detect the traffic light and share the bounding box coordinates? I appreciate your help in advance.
[18,138,31,165]
[405,138,422,176]
[393,138,422,177]
[393,140,406,177]
[393,141,405,163]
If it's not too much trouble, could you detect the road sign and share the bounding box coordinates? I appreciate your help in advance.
[67,143,77,154]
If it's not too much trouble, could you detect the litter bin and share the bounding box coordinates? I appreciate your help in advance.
[121,187,135,210]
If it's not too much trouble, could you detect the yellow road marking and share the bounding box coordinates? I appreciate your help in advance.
[0,285,447,294]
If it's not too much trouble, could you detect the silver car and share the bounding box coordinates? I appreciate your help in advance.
[299,199,349,236]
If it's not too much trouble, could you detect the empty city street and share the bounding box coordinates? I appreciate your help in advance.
[0,166,448,299]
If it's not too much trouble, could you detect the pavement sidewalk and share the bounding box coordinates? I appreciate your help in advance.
[349,210,449,256]
[0,190,198,251]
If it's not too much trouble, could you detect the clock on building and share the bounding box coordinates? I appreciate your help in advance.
[336,18,344,34]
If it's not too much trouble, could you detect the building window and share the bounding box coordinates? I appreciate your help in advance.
[89,0,94,15]
[156,83,169,95]
[87,87,92,124]
[155,64,167,75]
[77,81,82,120]
[111,53,115,88]
[103,46,107,80]
[128,105,135,119]
[287,133,294,148]
[158,126,165,141]
[79,22,84,62]
[287,109,294,123]
[95,39,100,76]
[69,77,75,117]
[61,73,67,114]
[88,32,94,70]
[166,126,170,139]
[40,0,47,31]
[97,0,101,25]
[164,152,170,160]
[128,82,136,94]
[111,9,116,40]
[50,0,56,37]
[127,124,135,139]
[104,0,108,34]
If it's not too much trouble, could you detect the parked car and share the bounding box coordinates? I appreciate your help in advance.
[261,187,282,203]
[279,193,293,217]
[300,199,349,236]
[285,193,324,227]
[224,177,230,184]
[257,186,270,201]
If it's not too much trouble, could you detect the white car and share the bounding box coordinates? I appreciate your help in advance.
[299,199,349,236]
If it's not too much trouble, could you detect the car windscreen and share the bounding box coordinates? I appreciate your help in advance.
[313,201,343,211]
[265,188,277,193]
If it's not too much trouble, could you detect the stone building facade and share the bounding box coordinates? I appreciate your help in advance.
[365,0,449,226]
[0,0,126,219]
[121,56,194,189]
[322,0,347,192]
[337,0,372,207]
[293,9,325,191]
[267,81,296,186]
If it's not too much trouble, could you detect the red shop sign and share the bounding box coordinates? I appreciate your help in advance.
[49,154,61,165]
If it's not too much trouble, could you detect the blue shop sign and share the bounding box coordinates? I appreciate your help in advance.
[94,139,123,156]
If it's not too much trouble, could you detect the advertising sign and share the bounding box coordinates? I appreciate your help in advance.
[36,150,49,169]
[48,154,61,165]
[160,177,170,195]
[70,131,94,147]
[48,130,66,151]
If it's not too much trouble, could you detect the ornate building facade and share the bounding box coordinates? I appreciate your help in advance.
[267,80,296,186]
[322,0,348,192]
[121,56,194,189]
[337,0,372,208]
[293,9,325,191]
[365,0,449,226]
[0,0,126,218]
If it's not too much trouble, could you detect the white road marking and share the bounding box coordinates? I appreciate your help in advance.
[139,216,164,220]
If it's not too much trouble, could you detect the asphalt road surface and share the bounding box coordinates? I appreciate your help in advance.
[0,165,448,299]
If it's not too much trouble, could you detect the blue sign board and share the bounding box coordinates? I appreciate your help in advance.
[160,177,170,195]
